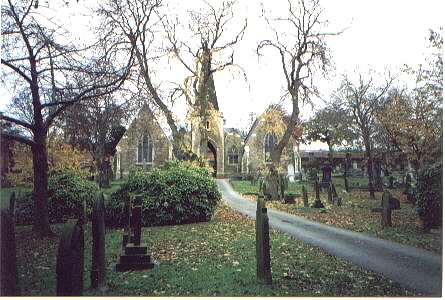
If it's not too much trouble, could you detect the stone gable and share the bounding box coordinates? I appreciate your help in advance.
[242,109,296,174]
[115,105,172,179]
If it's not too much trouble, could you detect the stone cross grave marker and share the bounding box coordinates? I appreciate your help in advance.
[91,192,106,289]
[1,209,18,296]
[116,195,155,272]
[370,190,400,228]
[312,179,325,208]
[56,219,84,296]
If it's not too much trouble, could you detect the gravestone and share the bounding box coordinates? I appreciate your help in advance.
[311,180,325,208]
[256,193,265,278]
[340,190,349,205]
[91,192,106,289]
[321,161,333,190]
[256,197,272,285]
[116,195,155,272]
[56,219,84,296]
[302,186,309,208]
[344,176,349,192]
[381,190,392,228]
[1,210,18,296]
[283,194,296,204]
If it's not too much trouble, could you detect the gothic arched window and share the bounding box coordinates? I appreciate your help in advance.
[264,133,277,162]
[228,146,239,165]
[137,133,153,164]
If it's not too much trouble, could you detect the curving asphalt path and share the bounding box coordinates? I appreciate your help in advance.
[216,179,442,296]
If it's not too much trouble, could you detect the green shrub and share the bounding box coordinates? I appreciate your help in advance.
[15,171,99,225]
[415,163,442,230]
[106,160,221,227]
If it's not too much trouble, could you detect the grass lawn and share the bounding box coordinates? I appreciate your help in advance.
[229,179,442,253]
[1,186,31,210]
[15,203,416,296]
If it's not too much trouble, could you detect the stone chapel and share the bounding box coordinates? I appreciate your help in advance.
[114,101,300,179]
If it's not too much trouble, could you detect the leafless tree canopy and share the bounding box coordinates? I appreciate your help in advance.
[257,0,339,163]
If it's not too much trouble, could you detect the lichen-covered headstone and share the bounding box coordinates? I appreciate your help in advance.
[56,219,84,296]
[91,192,106,289]
[1,209,18,296]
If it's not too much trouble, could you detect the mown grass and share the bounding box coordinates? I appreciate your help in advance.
[230,179,442,253]
[14,203,416,296]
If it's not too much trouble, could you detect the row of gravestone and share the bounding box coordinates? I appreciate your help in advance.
[1,191,154,296]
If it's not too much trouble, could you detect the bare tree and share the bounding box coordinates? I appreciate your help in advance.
[162,0,247,156]
[98,0,192,158]
[257,0,338,168]
[336,71,395,199]
[1,0,132,236]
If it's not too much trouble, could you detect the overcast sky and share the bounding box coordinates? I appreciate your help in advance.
[1,0,443,151]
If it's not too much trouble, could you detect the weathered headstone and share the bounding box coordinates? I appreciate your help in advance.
[381,190,392,228]
[311,180,325,208]
[91,192,106,289]
[256,194,265,278]
[256,202,272,285]
[56,219,84,296]
[283,194,296,204]
[1,210,18,296]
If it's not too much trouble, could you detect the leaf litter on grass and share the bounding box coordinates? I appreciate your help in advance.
[15,202,418,296]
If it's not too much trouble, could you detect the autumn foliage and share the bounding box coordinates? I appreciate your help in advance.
[6,135,92,187]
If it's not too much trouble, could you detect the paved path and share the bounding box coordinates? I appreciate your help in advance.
[216,179,442,296]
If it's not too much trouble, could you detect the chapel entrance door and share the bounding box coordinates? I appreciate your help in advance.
[207,141,217,177]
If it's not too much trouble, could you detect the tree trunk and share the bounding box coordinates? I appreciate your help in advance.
[364,139,375,199]
[95,145,110,188]
[31,135,53,237]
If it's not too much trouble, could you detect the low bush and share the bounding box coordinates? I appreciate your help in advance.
[415,163,442,230]
[15,171,99,225]
[106,160,221,227]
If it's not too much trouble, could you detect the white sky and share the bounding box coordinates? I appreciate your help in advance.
[1,0,443,152]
